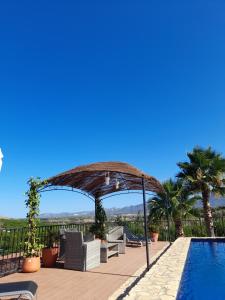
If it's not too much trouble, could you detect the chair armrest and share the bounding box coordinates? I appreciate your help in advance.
[108,240,123,243]
[84,239,101,249]
[82,240,101,259]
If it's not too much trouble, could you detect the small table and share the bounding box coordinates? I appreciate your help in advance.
[100,242,119,263]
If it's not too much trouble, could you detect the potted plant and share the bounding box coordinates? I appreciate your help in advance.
[42,229,59,267]
[149,224,160,242]
[90,198,107,241]
[22,178,44,273]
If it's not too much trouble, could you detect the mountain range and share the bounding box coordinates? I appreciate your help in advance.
[40,203,144,218]
[40,196,225,218]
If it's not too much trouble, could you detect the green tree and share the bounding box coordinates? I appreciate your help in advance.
[148,179,199,238]
[177,146,225,237]
[90,198,107,239]
[115,215,125,226]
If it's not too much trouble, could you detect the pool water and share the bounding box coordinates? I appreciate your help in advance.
[177,239,225,300]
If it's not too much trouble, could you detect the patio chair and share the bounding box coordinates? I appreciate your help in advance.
[106,226,126,254]
[0,281,38,300]
[124,226,143,247]
[58,228,78,260]
[58,228,66,260]
[64,231,100,271]
[124,226,151,247]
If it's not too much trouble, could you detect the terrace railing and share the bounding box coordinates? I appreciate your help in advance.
[1,217,225,277]
[0,223,92,277]
[124,217,225,241]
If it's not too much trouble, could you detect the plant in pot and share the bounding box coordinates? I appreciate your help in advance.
[149,224,160,242]
[90,198,107,242]
[42,229,59,267]
[22,178,44,273]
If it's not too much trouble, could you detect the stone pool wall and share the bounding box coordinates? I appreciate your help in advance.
[123,238,191,300]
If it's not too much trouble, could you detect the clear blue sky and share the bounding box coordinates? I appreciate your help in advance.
[0,0,225,218]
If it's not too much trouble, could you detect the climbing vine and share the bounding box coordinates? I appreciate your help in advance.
[24,178,46,257]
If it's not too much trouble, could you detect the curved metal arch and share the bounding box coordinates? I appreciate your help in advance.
[38,184,154,202]
[38,185,95,202]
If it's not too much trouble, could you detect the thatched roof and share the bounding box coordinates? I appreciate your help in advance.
[47,161,163,198]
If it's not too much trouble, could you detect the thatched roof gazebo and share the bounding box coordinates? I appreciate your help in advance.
[41,161,164,270]
[46,161,163,198]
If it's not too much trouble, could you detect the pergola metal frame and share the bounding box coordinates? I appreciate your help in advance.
[38,184,156,201]
[39,161,168,270]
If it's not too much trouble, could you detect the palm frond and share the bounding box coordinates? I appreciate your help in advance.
[148,177,198,224]
[177,146,225,197]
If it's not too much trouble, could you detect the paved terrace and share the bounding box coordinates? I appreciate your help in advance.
[124,238,190,300]
[0,242,168,300]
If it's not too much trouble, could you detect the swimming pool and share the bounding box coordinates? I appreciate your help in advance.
[177,239,225,300]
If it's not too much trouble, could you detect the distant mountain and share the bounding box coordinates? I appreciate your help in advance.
[40,204,144,219]
[195,196,225,208]
[39,196,225,219]
[106,204,144,215]
[40,211,93,218]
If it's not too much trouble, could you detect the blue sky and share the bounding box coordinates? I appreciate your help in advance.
[0,0,225,217]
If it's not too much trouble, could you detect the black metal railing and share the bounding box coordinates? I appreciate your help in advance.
[1,217,225,277]
[113,217,225,241]
[0,223,92,277]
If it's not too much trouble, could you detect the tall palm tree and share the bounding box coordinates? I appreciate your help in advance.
[177,146,225,237]
[148,179,198,238]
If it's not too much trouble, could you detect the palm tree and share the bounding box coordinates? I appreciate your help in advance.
[177,146,225,237]
[148,179,198,238]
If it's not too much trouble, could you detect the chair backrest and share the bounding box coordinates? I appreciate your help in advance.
[64,231,86,271]
[124,226,138,240]
[83,233,95,242]
[59,228,79,259]
[108,226,124,240]
[59,227,78,238]
[65,231,84,249]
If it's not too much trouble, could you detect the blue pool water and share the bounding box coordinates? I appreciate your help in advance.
[177,239,225,300]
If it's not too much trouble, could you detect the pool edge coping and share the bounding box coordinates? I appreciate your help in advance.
[122,238,192,300]
[110,237,225,300]
[108,242,171,300]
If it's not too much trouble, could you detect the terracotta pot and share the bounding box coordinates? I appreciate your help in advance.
[42,247,58,267]
[101,240,107,245]
[22,256,40,273]
[150,232,159,242]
